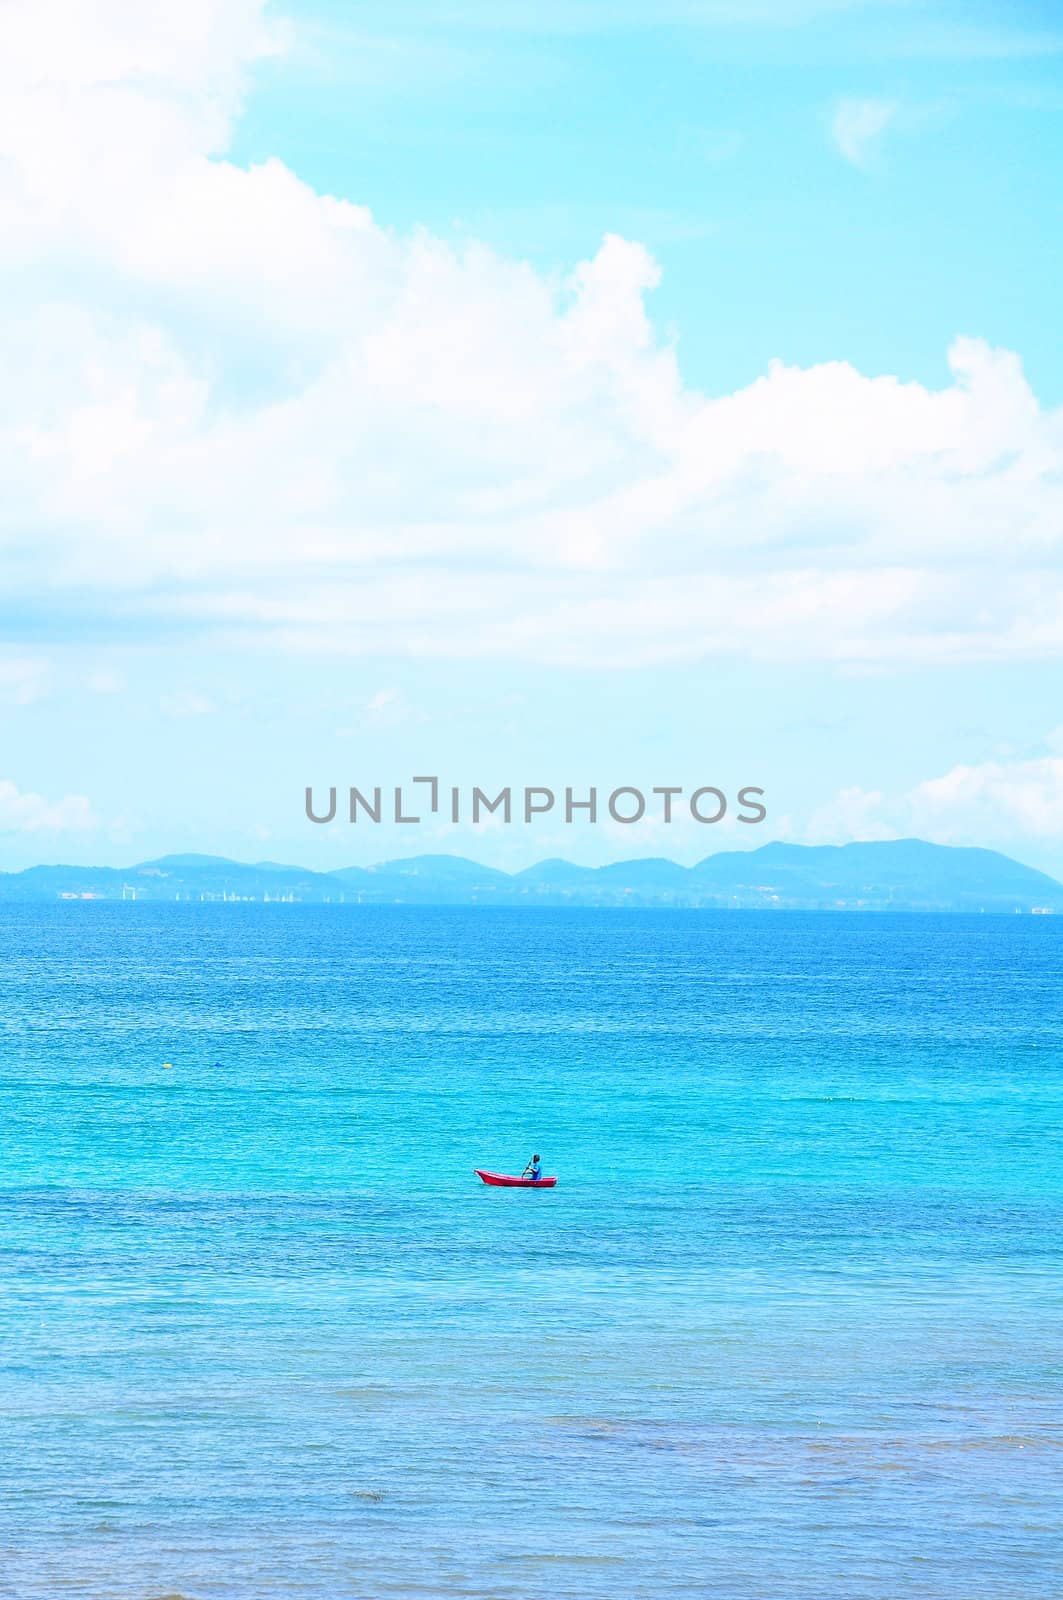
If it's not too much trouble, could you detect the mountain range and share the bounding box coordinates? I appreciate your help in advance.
[1,840,1061,912]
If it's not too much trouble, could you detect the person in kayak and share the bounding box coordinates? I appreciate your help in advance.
[522,1153,543,1183]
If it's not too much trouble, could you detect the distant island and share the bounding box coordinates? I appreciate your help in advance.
[1,840,1061,912]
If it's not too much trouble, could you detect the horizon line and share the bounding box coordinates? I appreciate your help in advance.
[2,836,1060,886]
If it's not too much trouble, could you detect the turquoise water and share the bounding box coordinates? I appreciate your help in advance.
[1,904,1061,1599]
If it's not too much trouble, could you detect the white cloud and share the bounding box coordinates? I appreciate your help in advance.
[337,686,424,735]
[830,97,900,167]
[87,669,126,694]
[0,778,97,834]
[160,690,216,718]
[908,758,1063,841]
[1,2,1062,670]
[806,786,900,843]
[810,757,1063,846]
[365,688,402,719]
[0,658,49,705]
[362,687,421,726]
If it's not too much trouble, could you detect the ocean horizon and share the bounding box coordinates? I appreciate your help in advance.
[3,838,1060,914]
[2,902,1061,1598]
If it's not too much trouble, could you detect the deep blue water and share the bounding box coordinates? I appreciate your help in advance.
[0,904,1061,1598]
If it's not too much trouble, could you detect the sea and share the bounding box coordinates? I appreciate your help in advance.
[0,903,1060,1599]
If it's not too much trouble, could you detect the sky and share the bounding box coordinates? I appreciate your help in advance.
[1,0,1062,874]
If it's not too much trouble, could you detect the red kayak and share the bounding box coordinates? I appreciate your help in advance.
[475,1169,557,1188]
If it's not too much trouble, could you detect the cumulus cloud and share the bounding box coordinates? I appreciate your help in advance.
[1,1,1062,670]
[806,786,900,843]
[0,778,97,834]
[810,756,1063,846]
[908,758,1063,841]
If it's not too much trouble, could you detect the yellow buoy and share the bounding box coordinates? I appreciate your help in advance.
[163,1062,173,1069]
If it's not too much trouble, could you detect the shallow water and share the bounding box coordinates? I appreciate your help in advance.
[1,904,1061,1598]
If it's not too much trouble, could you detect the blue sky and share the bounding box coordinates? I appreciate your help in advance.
[235,0,1063,401]
[1,0,1062,874]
